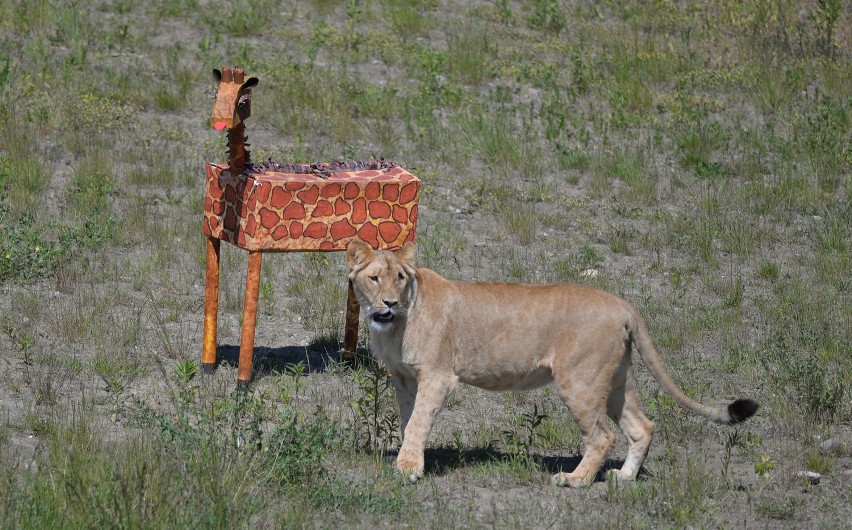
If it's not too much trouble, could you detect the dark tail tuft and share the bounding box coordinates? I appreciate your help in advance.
[728,399,759,424]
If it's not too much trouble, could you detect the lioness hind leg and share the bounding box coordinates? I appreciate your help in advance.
[607,384,654,482]
[552,416,615,488]
[552,382,616,488]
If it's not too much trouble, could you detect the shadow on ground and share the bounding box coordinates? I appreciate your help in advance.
[377,447,650,483]
[215,341,366,377]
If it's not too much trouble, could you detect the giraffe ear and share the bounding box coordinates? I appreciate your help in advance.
[212,69,222,83]
[241,77,259,91]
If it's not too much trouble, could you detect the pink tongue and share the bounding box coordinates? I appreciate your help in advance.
[213,121,227,131]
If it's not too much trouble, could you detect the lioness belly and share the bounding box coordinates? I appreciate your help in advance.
[456,364,553,391]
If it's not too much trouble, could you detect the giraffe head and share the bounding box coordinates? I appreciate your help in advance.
[210,67,259,131]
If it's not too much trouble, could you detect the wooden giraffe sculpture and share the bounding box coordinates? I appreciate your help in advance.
[202,67,420,389]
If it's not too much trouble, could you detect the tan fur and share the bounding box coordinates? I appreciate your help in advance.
[347,241,757,486]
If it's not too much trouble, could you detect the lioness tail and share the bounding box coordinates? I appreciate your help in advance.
[626,305,758,425]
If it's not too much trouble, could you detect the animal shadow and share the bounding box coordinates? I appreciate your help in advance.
[405,447,647,484]
[216,339,363,379]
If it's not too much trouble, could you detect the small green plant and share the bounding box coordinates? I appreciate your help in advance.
[804,449,834,474]
[503,205,538,246]
[277,362,307,405]
[754,454,775,477]
[501,403,547,467]
[267,406,336,485]
[786,359,845,421]
[260,274,275,315]
[757,496,800,520]
[757,262,779,280]
[722,277,744,309]
[447,24,494,85]
[0,54,9,90]
[721,429,741,479]
[0,212,62,282]
[815,0,841,58]
[578,244,604,270]
[350,360,399,455]
[174,359,199,385]
[70,153,115,216]
[526,0,565,36]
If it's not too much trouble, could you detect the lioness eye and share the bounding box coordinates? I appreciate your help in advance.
[398,272,405,281]
[369,275,379,283]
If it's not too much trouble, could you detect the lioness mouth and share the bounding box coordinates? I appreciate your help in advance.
[372,311,394,324]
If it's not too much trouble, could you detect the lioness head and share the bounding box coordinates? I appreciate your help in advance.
[347,241,417,330]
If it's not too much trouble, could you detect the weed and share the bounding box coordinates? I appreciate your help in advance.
[815,0,842,58]
[174,359,199,385]
[554,244,605,282]
[501,403,547,468]
[757,496,800,521]
[721,429,741,479]
[447,23,495,85]
[350,360,399,455]
[674,119,729,179]
[592,148,657,202]
[757,262,779,281]
[786,359,845,421]
[502,204,537,246]
[754,454,775,477]
[0,127,51,213]
[0,213,63,282]
[69,152,115,216]
[721,276,744,309]
[526,0,566,36]
[386,0,433,39]
[259,272,275,316]
[804,449,834,474]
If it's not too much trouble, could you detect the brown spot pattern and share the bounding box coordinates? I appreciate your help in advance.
[203,164,419,251]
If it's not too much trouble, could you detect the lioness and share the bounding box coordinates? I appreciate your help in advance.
[347,240,758,487]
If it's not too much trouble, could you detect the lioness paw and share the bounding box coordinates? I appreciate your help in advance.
[551,471,593,488]
[396,454,424,484]
[606,469,635,484]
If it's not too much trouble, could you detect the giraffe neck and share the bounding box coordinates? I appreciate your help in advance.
[227,122,249,175]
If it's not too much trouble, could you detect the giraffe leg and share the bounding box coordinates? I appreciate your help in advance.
[237,251,262,390]
[342,281,360,362]
[202,237,221,374]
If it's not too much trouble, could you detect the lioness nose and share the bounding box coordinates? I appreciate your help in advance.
[384,300,398,308]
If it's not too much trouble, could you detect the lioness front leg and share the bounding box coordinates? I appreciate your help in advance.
[390,372,417,443]
[396,375,455,482]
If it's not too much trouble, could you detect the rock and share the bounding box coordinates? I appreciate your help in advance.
[797,471,820,485]
[581,269,599,278]
[818,438,846,455]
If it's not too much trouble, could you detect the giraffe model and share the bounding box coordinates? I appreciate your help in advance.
[202,67,419,388]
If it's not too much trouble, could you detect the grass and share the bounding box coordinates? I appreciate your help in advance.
[0,0,849,527]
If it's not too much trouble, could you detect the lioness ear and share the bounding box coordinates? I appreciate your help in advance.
[398,242,416,268]
[347,240,373,270]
